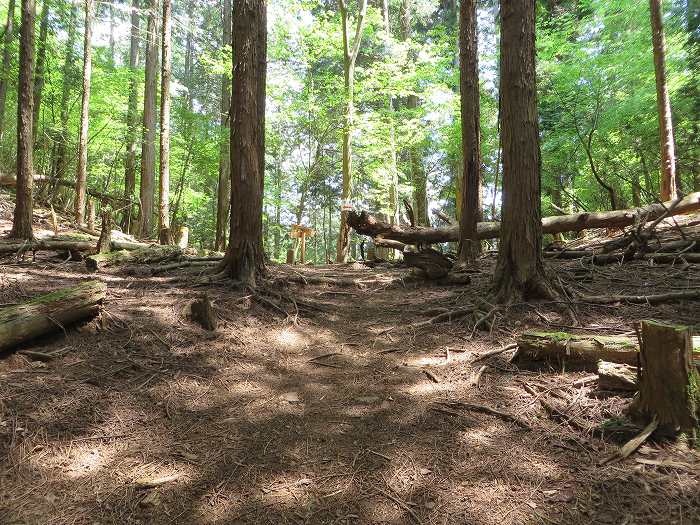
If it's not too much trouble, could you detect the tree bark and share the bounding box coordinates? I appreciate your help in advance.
[123,0,140,233]
[75,0,93,225]
[221,0,267,286]
[458,0,481,261]
[633,321,699,439]
[215,0,232,252]
[139,0,158,238]
[31,0,49,140]
[0,281,106,351]
[53,3,77,190]
[347,191,700,244]
[158,0,172,244]
[492,0,553,302]
[0,0,15,142]
[10,0,34,240]
[336,0,368,262]
[649,0,680,201]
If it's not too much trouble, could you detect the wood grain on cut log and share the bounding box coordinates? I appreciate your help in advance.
[189,293,217,331]
[402,248,453,279]
[598,361,638,391]
[347,192,700,245]
[517,330,700,369]
[0,280,106,351]
[632,321,700,438]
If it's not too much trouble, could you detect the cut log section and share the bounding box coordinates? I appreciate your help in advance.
[0,280,107,351]
[348,192,700,245]
[632,321,700,440]
[516,330,700,369]
[403,249,453,279]
[189,293,217,331]
[598,361,638,391]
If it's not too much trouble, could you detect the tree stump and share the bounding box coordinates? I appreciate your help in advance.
[96,210,112,254]
[189,293,217,331]
[632,321,700,441]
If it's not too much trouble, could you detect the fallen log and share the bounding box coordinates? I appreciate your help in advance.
[544,250,700,264]
[516,330,700,369]
[0,280,106,351]
[85,245,182,272]
[348,192,700,244]
[598,361,638,391]
[0,239,95,254]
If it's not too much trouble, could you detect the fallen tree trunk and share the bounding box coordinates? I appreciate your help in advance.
[85,245,183,272]
[0,280,106,351]
[348,192,700,244]
[516,330,700,369]
[0,236,153,255]
[544,250,700,264]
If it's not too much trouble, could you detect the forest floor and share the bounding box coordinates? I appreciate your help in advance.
[1,206,699,524]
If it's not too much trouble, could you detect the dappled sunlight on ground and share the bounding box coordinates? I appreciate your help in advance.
[1,254,699,524]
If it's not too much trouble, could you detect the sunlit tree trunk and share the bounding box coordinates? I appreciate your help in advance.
[139,0,158,237]
[381,0,399,226]
[216,0,232,251]
[158,0,172,244]
[53,4,77,192]
[123,0,140,232]
[335,0,368,262]
[458,0,482,262]
[492,0,553,303]
[0,0,16,143]
[75,0,93,225]
[221,0,267,286]
[10,0,35,240]
[649,0,680,200]
[32,0,49,141]
[687,0,700,191]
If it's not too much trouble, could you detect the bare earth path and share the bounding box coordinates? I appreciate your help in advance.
[1,254,699,524]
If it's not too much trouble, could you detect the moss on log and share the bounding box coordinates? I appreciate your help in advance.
[85,245,183,272]
[0,281,106,351]
[516,330,700,369]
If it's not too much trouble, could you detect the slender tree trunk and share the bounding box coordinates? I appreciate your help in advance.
[273,167,281,259]
[336,0,368,262]
[139,0,158,237]
[10,0,34,240]
[158,0,172,244]
[222,0,267,286]
[458,0,481,262]
[0,0,16,142]
[32,0,49,141]
[108,1,115,66]
[401,0,428,227]
[123,0,140,232]
[75,0,93,225]
[492,0,553,303]
[687,0,700,191]
[54,3,76,188]
[649,0,680,200]
[215,0,232,251]
[381,0,399,225]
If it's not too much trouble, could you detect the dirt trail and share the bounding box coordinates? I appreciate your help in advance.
[0,255,699,524]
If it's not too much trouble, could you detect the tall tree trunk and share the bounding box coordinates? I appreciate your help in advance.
[108,1,115,66]
[222,0,267,286]
[122,0,140,232]
[457,0,481,261]
[381,0,399,225]
[32,0,49,141]
[0,0,16,142]
[75,0,93,225]
[336,0,368,262]
[139,0,158,238]
[10,0,34,240]
[492,0,553,302]
[54,3,77,187]
[687,0,700,191]
[401,0,428,227]
[649,0,680,200]
[158,0,172,244]
[215,0,232,251]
